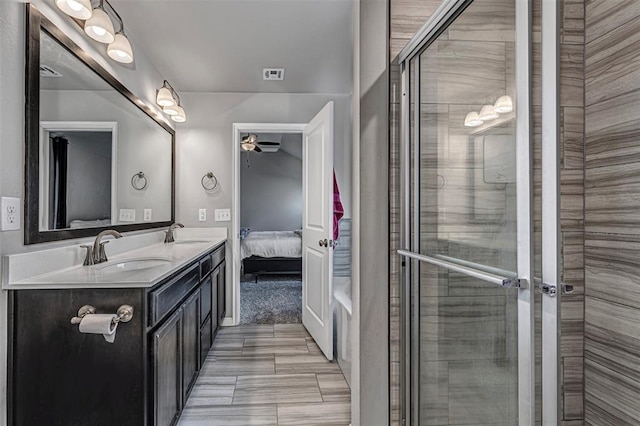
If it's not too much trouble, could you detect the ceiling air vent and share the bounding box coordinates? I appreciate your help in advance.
[263,68,284,81]
[40,65,63,78]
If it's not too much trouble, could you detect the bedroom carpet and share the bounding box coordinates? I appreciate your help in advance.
[240,276,302,324]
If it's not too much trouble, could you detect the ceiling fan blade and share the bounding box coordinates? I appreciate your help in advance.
[256,141,280,146]
[254,145,263,152]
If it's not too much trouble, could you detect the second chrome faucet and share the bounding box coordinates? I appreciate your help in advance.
[164,223,184,243]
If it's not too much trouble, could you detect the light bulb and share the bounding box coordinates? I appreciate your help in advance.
[478,105,499,121]
[163,104,179,116]
[464,111,483,127]
[156,87,175,107]
[494,95,513,113]
[56,0,92,19]
[171,106,187,123]
[84,8,115,43]
[107,33,134,64]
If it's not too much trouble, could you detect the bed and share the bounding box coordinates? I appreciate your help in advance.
[241,231,302,282]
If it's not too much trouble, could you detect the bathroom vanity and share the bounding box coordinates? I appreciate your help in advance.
[5,233,226,426]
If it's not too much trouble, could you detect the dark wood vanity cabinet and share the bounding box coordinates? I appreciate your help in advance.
[8,243,226,426]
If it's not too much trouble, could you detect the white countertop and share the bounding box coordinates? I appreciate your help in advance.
[3,228,227,290]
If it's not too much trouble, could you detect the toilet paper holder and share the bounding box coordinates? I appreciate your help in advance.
[70,304,134,325]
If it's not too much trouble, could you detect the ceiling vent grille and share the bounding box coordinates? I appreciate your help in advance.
[263,68,284,81]
[40,65,63,78]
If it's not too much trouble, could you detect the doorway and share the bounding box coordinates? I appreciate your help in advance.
[238,130,304,324]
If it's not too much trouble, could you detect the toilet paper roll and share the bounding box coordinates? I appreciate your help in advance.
[78,314,119,343]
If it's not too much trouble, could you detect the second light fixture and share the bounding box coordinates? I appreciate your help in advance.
[156,81,187,123]
[464,95,513,128]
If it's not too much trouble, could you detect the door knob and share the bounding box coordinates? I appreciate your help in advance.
[319,239,328,247]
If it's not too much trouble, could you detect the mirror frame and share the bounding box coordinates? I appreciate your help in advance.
[24,5,176,245]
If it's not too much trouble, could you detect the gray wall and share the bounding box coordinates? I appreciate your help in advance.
[358,0,389,424]
[240,142,302,232]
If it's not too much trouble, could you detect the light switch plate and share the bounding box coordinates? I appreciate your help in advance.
[119,209,136,222]
[199,209,207,222]
[1,197,21,231]
[215,208,231,222]
[143,209,152,221]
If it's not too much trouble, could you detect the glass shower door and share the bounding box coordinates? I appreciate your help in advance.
[398,0,536,424]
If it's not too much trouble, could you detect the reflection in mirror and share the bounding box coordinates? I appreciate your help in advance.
[26,21,174,242]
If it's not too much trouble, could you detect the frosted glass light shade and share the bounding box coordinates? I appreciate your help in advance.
[84,8,115,43]
[479,105,499,121]
[171,106,186,123]
[107,33,134,64]
[163,104,179,116]
[156,87,175,107]
[494,95,513,113]
[464,111,483,127]
[56,0,92,19]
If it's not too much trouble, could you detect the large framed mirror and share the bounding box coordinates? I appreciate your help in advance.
[25,5,175,244]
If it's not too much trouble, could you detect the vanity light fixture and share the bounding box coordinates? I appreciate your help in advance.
[84,1,115,44]
[479,104,499,121]
[107,32,134,63]
[55,0,92,20]
[494,95,513,113]
[156,80,187,123]
[464,111,483,127]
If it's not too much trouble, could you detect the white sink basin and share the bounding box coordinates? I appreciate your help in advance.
[97,258,171,273]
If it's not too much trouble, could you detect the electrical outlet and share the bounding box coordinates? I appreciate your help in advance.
[214,208,231,222]
[199,209,207,222]
[143,209,152,221]
[119,209,136,222]
[1,197,21,231]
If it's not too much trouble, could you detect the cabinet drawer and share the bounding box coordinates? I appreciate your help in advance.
[211,246,225,269]
[199,254,213,279]
[200,276,212,326]
[149,264,199,327]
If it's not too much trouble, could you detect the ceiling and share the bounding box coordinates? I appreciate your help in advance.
[111,0,354,94]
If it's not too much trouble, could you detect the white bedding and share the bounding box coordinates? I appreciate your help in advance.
[241,231,302,260]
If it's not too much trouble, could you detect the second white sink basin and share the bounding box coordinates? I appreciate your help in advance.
[97,258,171,273]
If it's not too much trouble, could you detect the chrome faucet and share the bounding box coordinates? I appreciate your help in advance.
[164,223,184,243]
[90,230,123,264]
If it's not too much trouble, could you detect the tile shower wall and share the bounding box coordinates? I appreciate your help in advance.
[585,1,640,424]
[390,0,586,424]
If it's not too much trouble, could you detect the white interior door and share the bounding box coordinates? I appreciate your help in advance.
[302,101,334,360]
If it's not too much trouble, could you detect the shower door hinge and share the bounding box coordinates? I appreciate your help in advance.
[538,283,557,297]
[501,278,522,289]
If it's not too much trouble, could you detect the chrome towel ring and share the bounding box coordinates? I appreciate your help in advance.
[201,172,218,191]
[131,172,148,190]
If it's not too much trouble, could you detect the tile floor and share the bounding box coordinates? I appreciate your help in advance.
[178,324,352,426]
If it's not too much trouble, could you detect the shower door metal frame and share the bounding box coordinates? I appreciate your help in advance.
[397,0,537,424]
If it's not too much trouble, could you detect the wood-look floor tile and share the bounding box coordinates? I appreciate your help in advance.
[178,404,277,426]
[184,377,236,406]
[201,354,275,376]
[243,337,309,355]
[306,338,324,355]
[275,355,341,374]
[317,374,351,402]
[209,338,244,355]
[217,324,274,338]
[274,323,310,338]
[233,374,323,405]
[276,402,351,425]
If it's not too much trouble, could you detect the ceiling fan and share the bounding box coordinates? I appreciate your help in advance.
[240,134,280,152]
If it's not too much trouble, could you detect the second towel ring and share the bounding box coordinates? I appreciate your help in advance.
[201,172,218,191]
[131,172,148,190]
